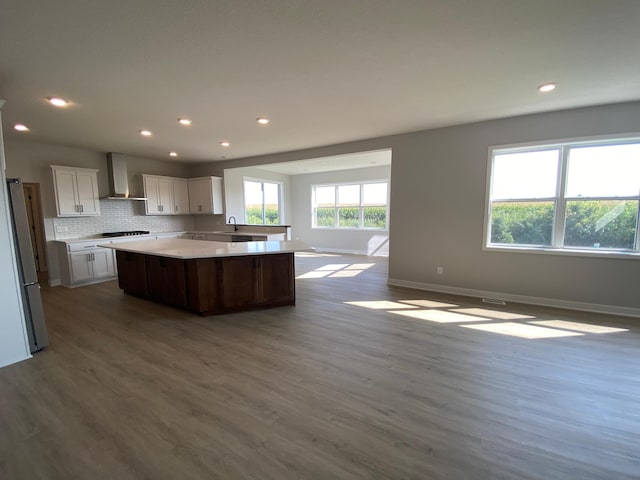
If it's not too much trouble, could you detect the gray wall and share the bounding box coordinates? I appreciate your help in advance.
[5,101,640,313]
[210,101,640,313]
[3,139,194,284]
[290,165,391,255]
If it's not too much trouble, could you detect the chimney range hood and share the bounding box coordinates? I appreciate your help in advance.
[103,153,147,200]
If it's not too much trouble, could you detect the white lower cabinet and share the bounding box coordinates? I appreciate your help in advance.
[56,240,116,287]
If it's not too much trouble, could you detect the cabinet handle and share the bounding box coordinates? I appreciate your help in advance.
[75,204,80,212]
[80,204,84,213]
[198,205,202,211]
[175,205,178,212]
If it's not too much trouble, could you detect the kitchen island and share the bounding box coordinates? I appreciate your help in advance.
[102,238,311,315]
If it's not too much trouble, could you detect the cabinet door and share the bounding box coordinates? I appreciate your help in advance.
[91,249,115,278]
[188,177,224,214]
[221,256,258,309]
[75,170,100,215]
[116,251,148,296]
[146,256,187,307]
[188,178,210,213]
[157,178,174,214]
[69,252,93,283]
[53,169,79,215]
[257,253,294,304]
[173,179,189,214]
[143,176,161,214]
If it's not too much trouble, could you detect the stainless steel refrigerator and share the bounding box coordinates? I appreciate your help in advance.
[6,178,48,352]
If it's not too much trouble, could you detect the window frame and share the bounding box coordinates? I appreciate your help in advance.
[311,180,389,231]
[484,134,640,259]
[242,177,283,225]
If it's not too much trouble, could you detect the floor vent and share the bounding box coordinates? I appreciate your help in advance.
[482,298,506,306]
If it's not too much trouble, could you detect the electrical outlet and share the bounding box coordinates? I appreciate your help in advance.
[436,266,444,275]
[56,225,68,233]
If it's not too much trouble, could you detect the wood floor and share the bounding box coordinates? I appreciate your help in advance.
[1,253,639,479]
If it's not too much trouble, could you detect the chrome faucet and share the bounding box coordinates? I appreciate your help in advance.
[228,216,238,231]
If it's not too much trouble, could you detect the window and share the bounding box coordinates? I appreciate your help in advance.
[244,179,281,224]
[486,137,640,255]
[312,181,388,229]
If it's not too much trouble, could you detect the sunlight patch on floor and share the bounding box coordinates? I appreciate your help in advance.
[297,263,377,280]
[451,308,535,320]
[461,322,584,339]
[391,309,490,323]
[343,296,629,340]
[530,320,629,334]
[345,301,417,310]
[399,299,459,308]
[317,264,350,271]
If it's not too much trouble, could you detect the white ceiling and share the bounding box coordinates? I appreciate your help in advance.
[1,0,640,163]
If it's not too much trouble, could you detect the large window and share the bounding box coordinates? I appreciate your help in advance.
[486,137,640,255]
[312,181,388,229]
[244,179,281,225]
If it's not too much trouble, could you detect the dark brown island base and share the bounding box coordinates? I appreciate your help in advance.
[103,239,311,315]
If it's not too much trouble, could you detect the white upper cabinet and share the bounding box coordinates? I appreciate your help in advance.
[188,176,224,214]
[173,178,190,214]
[143,174,175,215]
[51,166,100,217]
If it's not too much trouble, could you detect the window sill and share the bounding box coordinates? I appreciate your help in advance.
[484,244,640,260]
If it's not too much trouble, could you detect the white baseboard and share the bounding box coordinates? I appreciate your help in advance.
[387,278,640,318]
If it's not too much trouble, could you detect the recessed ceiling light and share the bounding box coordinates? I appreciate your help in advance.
[14,123,30,132]
[139,129,152,136]
[256,117,270,125]
[47,96,68,107]
[169,151,178,157]
[178,118,192,126]
[537,83,557,93]
[220,141,231,147]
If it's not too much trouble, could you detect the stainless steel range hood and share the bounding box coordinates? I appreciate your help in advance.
[103,152,147,200]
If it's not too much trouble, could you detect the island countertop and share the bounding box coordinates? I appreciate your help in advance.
[100,238,312,259]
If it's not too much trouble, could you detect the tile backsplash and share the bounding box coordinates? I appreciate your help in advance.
[53,200,195,240]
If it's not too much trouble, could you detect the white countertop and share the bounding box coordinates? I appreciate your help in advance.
[56,229,285,244]
[100,238,312,259]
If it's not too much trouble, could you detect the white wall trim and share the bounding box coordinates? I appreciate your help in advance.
[387,278,640,318]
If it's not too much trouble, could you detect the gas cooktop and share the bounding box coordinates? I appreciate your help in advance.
[101,230,150,237]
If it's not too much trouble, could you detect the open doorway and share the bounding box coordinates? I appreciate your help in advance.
[223,149,392,256]
[22,183,48,281]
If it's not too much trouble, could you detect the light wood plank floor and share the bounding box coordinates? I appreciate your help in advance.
[1,253,639,479]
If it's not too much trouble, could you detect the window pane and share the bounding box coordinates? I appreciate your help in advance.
[337,185,360,206]
[566,144,640,197]
[363,183,387,205]
[315,186,335,207]
[315,207,335,227]
[564,200,638,249]
[490,201,554,246]
[363,207,387,228]
[244,180,263,224]
[263,182,280,224]
[492,150,559,199]
[338,207,360,227]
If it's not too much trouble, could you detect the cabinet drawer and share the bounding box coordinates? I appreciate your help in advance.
[68,240,111,252]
